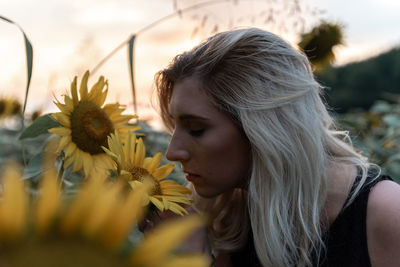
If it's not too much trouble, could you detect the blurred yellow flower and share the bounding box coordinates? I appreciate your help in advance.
[48,70,140,177]
[0,165,27,242]
[103,131,193,215]
[131,215,208,267]
[0,164,209,267]
[0,97,22,119]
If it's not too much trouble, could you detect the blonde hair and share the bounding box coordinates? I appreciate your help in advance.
[155,28,372,266]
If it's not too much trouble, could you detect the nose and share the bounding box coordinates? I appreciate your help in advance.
[166,130,190,162]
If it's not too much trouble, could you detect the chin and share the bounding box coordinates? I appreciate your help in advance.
[193,186,220,199]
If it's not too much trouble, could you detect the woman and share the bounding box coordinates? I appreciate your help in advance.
[155,28,400,266]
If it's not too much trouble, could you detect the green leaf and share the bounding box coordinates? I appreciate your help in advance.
[383,114,400,128]
[22,32,33,114]
[387,153,400,163]
[128,34,137,113]
[23,152,44,180]
[0,15,34,115]
[371,100,391,114]
[19,114,61,139]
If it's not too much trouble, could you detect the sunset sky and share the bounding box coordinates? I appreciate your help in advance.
[1,0,399,127]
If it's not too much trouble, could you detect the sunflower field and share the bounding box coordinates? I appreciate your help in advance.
[336,98,400,183]
[0,69,211,266]
[0,14,211,267]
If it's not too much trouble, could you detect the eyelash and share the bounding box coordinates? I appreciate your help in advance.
[189,129,205,137]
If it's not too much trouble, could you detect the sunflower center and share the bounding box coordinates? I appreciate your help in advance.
[70,101,114,155]
[128,166,162,195]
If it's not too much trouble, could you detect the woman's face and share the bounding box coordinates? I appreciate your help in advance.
[166,77,251,198]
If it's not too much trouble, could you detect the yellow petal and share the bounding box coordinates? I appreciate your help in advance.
[89,77,108,106]
[115,124,141,133]
[87,76,105,102]
[128,134,136,163]
[102,147,120,165]
[101,182,148,249]
[96,85,108,106]
[102,103,119,115]
[100,154,115,170]
[82,152,94,178]
[82,180,122,237]
[120,170,133,179]
[129,180,144,190]
[143,157,152,171]
[124,133,134,165]
[134,138,145,166]
[147,152,162,174]
[162,196,170,210]
[157,255,210,267]
[64,95,74,113]
[64,143,77,158]
[89,162,109,181]
[149,196,164,211]
[48,127,71,137]
[112,131,125,166]
[79,70,90,100]
[0,166,27,240]
[52,112,71,128]
[167,202,188,216]
[107,109,125,120]
[63,154,75,169]
[108,132,124,167]
[57,135,71,152]
[162,195,192,206]
[72,150,83,172]
[131,215,205,266]
[112,115,135,125]
[61,178,101,235]
[152,164,175,180]
[36,169,61,234]
[54,101,70,115]
[160,180,192,194]
[71,76,79,106]
[108,132,123,155]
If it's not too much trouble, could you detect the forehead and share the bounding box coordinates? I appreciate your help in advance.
[169,77,218,117]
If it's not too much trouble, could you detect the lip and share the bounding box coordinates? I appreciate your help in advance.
[185,173,200,182]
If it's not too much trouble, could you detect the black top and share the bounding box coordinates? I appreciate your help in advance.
[230,169,393,267]
[316,170,392,267]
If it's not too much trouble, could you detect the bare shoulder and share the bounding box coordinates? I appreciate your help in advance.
[367,180,400,267]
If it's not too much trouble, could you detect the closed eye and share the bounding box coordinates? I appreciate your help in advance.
[177,115,209,137]
[189,129,205,137]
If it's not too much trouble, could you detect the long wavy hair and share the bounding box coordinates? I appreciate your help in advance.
[155,27,371,267]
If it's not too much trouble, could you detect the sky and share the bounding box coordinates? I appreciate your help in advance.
[1,0,399,128]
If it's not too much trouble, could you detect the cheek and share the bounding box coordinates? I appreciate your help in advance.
[224,151,251,185]
[203,135,251,187]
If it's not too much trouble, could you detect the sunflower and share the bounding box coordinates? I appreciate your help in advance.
[0,164,209,267]
[103,131,193,216]
[0,97,22,119]
[48,70,140,177]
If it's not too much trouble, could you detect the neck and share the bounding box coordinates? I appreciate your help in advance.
[321,162,357,230]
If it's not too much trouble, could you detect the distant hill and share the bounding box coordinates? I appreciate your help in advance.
[316,47,400,113]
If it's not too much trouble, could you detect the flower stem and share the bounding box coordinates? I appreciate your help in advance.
[57,161,65,188]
